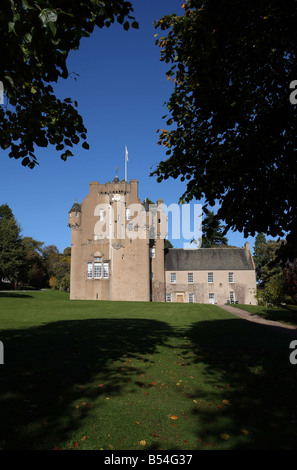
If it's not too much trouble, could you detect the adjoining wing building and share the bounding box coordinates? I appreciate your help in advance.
[68,177,257,305]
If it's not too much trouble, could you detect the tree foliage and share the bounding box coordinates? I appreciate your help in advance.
[42,244,71,291]
[0,0,138,168]
[201,210,228,247]
[253,233,267,282]
[20,236,45,288]
[283,260,297,304]
[0,204,71,290]
[153,0,297,261]
[0,204,25,283]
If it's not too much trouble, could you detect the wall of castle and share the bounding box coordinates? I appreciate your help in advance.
[165,269,257,305]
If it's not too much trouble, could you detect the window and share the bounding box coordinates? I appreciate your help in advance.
[103,262,109,279]
[150,248,155,258]
[189,293,194,303]
[166,293,172,302]
[99,209,104,221]
[94,262,102,279]
[188,273,193,283]
[87,262,93,279]
[229,272,234,283]
[208,272,214,283]
[170,273,176,284]
[230,291,235,303]
[209,293,215,304]
[126,208,130,220]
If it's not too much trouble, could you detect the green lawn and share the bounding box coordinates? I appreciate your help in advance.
[1,290,297,450]
[235,303,297,327]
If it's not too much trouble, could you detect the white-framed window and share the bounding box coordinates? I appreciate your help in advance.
[99,209,104,221]
[230,291,235,303]
[94,262,102,279]
[209,293,215,304]
[189,293,194,303]
[166,293,172,302]
[170,272,176,284]
[87,259,108,280]
[87,262,93,279]
[150,247,155,258]
[103,262,109,279]
[188,272,193,283]
[126,208,130,220]
[229,272,234,283]
[208,272,214,283]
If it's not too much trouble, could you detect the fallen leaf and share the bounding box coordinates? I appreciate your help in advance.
[81,436,87,441]
[73,442,79,447]
[139,440,146,446]
[241,429,249,435]
[170,415,178,420]
[135,421,141,425]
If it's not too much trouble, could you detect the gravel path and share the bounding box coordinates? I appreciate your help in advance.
[218,304,297,337]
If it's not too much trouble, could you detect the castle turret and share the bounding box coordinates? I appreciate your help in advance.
[68,199,81,229]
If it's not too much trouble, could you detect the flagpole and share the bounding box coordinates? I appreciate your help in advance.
[125,145,128,182]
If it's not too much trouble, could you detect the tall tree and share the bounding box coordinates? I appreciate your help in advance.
[253,233,267,282]
[0,204,25,285]
[283,260,297,305]
[201,210,228,247]
[152,0,297,262]
[0,0,138,168]
[255,238,285,305]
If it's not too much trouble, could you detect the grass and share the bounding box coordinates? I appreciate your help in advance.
[1,290,297,450]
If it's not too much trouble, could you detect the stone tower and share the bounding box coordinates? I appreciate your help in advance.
[68,176,166,301]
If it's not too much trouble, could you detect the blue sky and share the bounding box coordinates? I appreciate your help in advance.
[0,0,256,253]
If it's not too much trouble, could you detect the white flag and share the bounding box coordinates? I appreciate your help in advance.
[125,145,128,162]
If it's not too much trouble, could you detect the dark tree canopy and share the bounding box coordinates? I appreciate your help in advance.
[153,0,297,261]
[0,0,138,168]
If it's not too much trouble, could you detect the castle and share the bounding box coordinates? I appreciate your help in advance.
[68,176,257,305]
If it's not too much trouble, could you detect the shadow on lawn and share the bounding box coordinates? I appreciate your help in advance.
[0,292,33,299]
[2,315,297,450]
[0,318,176,450]
[256,306,297,326]
[183,318,297,450]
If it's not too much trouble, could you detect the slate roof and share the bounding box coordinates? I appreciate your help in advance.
[165,247,255,271]
[69,202,81,213]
